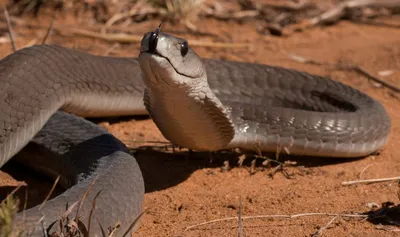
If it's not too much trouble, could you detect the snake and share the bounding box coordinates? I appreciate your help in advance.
[0,26,390,236]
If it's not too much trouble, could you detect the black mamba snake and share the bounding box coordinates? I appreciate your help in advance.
[0,27,390,236]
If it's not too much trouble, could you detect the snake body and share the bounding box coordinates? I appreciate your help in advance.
[0,30,390,236]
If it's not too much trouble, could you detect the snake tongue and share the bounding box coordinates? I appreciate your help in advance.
[141,23,162,54]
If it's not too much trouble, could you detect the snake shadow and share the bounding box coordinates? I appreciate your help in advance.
[132,147,365,193]
[0,134,367,208]
[88,116,368,193]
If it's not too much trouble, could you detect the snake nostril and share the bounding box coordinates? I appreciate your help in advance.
[148,32,158,53]
[148,23,163,53]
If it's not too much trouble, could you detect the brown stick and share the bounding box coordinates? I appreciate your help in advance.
[62,28,251,48]
[264,0,314,11]
[42,11,56,44]
[311,215,339,237]
[238,198,243,237]
[342,176,400,186]
[38,175,60,211]
[0,16,249,49]
[3,6,16,51]
[102,0,162,33]
[287,53,400,93]
[184,212,367,232]
[311,0,400,26]
[337,63,400,93]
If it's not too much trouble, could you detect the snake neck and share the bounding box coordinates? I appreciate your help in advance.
[143,76,235,151]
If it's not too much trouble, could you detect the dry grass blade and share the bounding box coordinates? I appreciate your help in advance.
[75,174,99,222]
[42,11,56,44]
[87,190,103,235]
[201,4,259,21]
[28,215,45,237]
[310,0,400,25]
[162,0,204,21]
[40,219,48,237]
[67,28,143,43]
[286,53,400,93]
[76,219,89,237]
[97,218,107,237]
[264,0,314,11]
[39,175,60,211]
[342,176,400,186]
[341,64,400,93]
[184,212,367,231]
[3,6,16,51]
[102,0,161,33]
[353,19,400,28]
[46,219,58,236]
[0,184,24,206]
[44,200,81,237]
[121,212,145,237]
[62,200,80,221]
[103,43,120,56]
[66,28,251,48]
[22,187,28,228]
[0,16,251,49]
[311,215,339,237]
[238,198,243,237]
[187,39,251,49]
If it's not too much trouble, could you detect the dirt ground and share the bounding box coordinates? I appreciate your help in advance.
[0,2,400,237]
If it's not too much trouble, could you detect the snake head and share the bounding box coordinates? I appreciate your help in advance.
[139,25,206,88]
[138,26,235,152]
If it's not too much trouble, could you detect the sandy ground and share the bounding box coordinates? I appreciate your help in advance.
[0,4,400,237]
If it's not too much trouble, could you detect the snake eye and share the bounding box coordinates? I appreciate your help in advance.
[180,41,189,57]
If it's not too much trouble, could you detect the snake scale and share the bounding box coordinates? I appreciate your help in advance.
[0,27,391,236]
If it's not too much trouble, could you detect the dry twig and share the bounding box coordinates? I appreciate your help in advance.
[87,190,103,235]
[238,198,243,237]
[357,163,376,179]
[287,53,400,93]
[311,215,339,237]
[342,176,400,186]
[3,6,16,51]
[311,0,400,26]
[103,43,120,56]
[42,11,56,44]
[71,28,250,48]
[39,175,60,211]
[0,16,251,49]
[264,0,314,11]
[59,27,251,49]
[121,212,144,237]
[75,175,99,222]
[201,7,259,21]
[0,184,24,206]
[102,0,162,33]
[339,64,400,93]
[184,212,367,231]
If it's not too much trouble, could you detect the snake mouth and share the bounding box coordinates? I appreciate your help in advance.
[149,54,171,86]
[139,51,188,88]
[139,51,195,82]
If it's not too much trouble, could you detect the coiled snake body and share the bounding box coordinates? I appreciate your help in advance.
[0,29,390,236]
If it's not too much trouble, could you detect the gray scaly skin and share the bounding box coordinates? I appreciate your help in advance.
[0,46,145,236]
[138,30,391,158]
[0,28,391,236]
